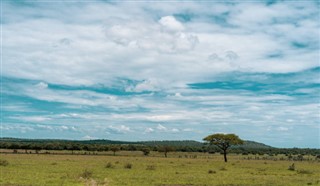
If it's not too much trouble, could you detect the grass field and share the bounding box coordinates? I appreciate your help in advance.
[0,151,319,186]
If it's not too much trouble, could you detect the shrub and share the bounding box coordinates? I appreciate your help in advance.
[219,167,227,171]
[124,163,132,169]
[146,165,156,170]
[105,162,114,168]
[208,169,216,174]
[80,169,93,179]
[297,154,304,161]
[288,163,295,171]
[142,148,150,156]
[297,169,313,174]
[0,159,9,166]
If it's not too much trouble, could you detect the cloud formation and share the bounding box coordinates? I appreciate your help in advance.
[1,0,319,148]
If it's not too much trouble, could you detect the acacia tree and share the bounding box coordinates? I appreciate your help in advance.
[203,133,244,162]
[110,146,120,156]
[158,146,175,158]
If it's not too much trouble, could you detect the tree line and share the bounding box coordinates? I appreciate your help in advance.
[0,137,319,157]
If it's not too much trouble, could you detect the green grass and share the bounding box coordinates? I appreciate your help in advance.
[0,152,319,186]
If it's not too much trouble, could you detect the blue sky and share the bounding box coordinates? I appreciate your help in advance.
[1,0,319,148]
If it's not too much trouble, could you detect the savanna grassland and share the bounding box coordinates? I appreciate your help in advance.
[1,151,319,186]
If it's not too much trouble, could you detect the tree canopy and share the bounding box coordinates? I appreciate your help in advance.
[203,133,244,148]
[203,133,244,162]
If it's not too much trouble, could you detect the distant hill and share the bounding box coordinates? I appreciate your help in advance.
[232,140,273,149]
[0,138,137,145]
[0,138,273,149]
[140,140,204,147]
[140,140,273,149]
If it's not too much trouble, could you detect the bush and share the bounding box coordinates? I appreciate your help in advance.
[105,162,114,168]
[0,159,9,166]
[142,148,150,156]
[297,169,313,174]
[219,167,227,171]
[146,165,156,170]
[124,163,132,169]
[80,169,93,179]
[288,163,295,171]
[208,169,216,174]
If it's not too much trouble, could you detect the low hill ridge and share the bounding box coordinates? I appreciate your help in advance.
[0,137,272,149]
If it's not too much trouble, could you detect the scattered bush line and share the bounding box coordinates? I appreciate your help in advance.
[0,138,319,156]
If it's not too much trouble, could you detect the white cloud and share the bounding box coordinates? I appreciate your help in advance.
[107,125,131,134]
[60,126,69,130]
[36,124,53,130]
[82,135,96,140]
[35,82,48,89]
[156,124,167,131]
[182,128,194,132]
[159,16,184,32]
[155,124,180,133]
[3,1,318,88]
[173,32,199,52]
[171,128,180,133]
[12,116,51,122]
[106,24,140,46]
[126,79,160,92]
[144,127,154,133]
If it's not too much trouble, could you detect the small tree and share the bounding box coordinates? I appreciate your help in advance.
[203,133,244,162]
[142,147,150,156]
[110,146,120,156]
[158,146,174,158]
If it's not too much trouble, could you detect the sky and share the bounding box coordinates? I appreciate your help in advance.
[1,0,319,148]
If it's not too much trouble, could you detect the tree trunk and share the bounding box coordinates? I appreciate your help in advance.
[223,150,227,162]
[164,152,167,158]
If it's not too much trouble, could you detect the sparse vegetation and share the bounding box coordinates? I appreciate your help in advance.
[0,159,9,166]
[146,165,156,170]
[105,162,115,168]
[297,169,313,174]
[288,163,295,171]
[80,169,93,179]
[208,169,216,174]
[1,151,319,185]
[219,167,227,171]
[124,163,133,169]
[0,138,320,186]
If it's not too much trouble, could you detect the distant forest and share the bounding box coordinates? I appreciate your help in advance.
[0,138,319,156]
